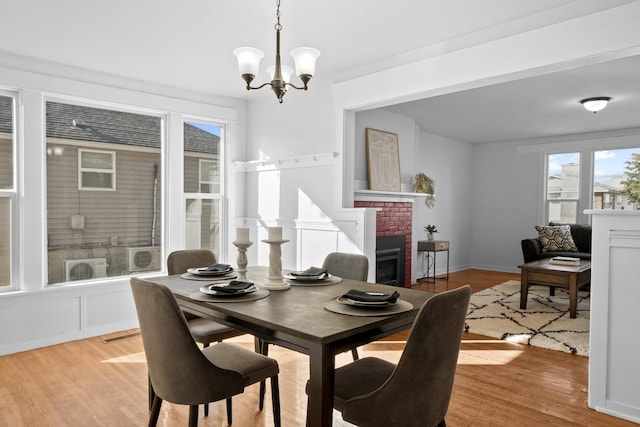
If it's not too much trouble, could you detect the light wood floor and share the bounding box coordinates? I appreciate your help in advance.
[1,269,637,426]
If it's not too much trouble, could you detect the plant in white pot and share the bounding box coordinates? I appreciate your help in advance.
[414,173,435,208]
[424,224,438,241]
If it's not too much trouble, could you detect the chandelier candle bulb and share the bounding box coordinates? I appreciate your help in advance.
[236,227,250,243]
[268,226,282,241]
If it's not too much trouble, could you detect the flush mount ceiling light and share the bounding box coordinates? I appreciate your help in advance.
[233,0,320,103]
[580,97,612,114]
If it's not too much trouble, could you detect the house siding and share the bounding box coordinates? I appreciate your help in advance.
[47,143,161,283]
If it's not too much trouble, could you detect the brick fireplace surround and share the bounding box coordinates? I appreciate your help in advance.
[354,201,412,286]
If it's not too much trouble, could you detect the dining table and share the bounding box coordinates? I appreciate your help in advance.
[147,266,434,427]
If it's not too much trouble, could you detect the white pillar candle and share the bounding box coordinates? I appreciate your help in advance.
[268,226,282,241]
[236,227,250,243]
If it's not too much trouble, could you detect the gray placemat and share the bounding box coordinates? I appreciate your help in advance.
[284,275,343,287]
[324,298,413,317]
[180,272,238,281]
[188,289,270,302]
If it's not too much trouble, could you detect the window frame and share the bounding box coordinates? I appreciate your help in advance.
[0,90,17,292]
[78,148,117,191]
[544,152,583,224]
[182,118,226,260]
[543,146,640,224]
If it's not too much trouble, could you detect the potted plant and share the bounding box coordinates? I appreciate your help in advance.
[424,224,438,240]
[414,173,435,208]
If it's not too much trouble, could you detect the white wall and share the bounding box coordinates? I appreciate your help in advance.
[416,131,474,274]
[470,141,541,272]
[354,109,417,190]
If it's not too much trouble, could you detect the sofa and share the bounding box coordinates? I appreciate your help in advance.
[521,222,592,263]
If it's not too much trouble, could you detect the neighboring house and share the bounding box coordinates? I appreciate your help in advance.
[45,102,219,283]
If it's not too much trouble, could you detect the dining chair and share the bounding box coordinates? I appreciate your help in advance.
[307,285,471,427]
[258,251,369,407]
[260,251,369,359]
[322,252,368,360]
[131,277,281,427]
[165,249,245,416]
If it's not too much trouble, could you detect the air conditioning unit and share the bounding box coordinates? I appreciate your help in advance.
[64,258,108,282]
[127,246,161,272]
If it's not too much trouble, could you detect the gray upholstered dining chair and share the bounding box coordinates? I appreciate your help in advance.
[167,249,244,347]
[322,251,369,282]
[258,251,369,407]
[307,285,471,427]
[259,251,369,357]
[322,252,368,360]
[165,249,244,416]
[131,277,281,427]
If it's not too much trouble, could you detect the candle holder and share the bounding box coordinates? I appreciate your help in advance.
[261,238,290,290]
[232,240,253,281]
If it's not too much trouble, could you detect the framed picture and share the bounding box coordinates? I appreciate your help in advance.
[366,128,401,191]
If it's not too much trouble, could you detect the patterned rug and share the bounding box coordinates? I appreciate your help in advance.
[464,280,590,356]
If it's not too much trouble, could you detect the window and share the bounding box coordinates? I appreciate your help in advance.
[544,147,640,224]
[184,121,223,256]
[594,148,640,210]
[546,152,580,223]
[0,93,14,289]
[46,101,163,284]
[199,159,219,193]
[79,149,116,190]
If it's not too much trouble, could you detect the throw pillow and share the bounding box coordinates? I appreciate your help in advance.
[535,225,579,253]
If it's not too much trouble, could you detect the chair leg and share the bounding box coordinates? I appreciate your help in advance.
[148,395,162,427]
[226,397,232,425]
[351,346,360,360]
[259,339,269,410]
[148,375,156,411]
[270,375,282,427]
[188,405,198,427]
[203,342,210,416]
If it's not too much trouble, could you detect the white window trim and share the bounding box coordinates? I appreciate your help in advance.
[0,91,17,292]
[78,148,116,191]
[182,118,226,260]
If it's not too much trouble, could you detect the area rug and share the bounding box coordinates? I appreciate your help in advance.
[464,280,590,356]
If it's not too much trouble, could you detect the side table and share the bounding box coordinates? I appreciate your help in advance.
[418,240,450,283]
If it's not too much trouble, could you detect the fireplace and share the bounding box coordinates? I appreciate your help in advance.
[354,200,413,286]
[376,235,406,287]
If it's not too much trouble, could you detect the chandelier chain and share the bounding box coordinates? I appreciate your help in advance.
[275,0,282,31]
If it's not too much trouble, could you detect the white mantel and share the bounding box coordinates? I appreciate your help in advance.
[586,209,640,424]
[354,189,429,203]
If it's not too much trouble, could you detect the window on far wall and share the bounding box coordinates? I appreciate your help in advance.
[0,93,15,289]
[546,152,580,224]
[184,121,223,257]
[544,147,640,225]
[593,148,640,210]
[46,100,163,285]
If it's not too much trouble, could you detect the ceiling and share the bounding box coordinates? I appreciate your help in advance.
[1,0,639,143]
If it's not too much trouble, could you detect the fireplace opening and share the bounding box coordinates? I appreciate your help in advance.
[376,235,406,287]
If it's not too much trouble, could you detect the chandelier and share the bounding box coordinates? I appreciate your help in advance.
[233,0,321,103]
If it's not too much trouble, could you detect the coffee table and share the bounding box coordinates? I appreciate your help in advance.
[518,258,591,318]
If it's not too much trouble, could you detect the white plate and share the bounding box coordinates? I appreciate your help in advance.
[337,295,397,308]
[188,267,235,276]
[199,284,257,296]
[283,272,332,282]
